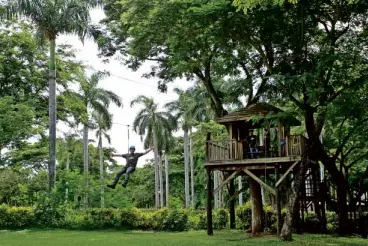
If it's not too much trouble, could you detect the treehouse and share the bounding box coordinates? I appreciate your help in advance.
[205,103,326,236]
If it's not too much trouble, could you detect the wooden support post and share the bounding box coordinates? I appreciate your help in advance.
[243,168,276,195]
[275,164,281,237]
[206,168,213,236]
[278,121,282,157]
[213,169,240,194]
[276,161,299,188]
[295,199,302,234]
[229,124,233,159]
[229,178,235,229]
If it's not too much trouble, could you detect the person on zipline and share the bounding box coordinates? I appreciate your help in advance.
[107,145,153,188]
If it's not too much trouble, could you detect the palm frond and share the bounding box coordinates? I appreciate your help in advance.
[102,90,123,107]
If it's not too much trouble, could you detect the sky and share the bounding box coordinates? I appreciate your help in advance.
[57,9,191,167]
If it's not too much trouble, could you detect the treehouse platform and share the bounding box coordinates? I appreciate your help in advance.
[204,103,326,236]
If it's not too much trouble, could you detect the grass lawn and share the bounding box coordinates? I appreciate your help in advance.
[0,230,367,246]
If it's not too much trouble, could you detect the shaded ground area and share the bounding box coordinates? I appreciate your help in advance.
[0,230,367,246]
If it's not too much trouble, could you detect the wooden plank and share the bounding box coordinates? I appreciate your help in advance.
[229,124,233,159]
[213,169,240,194]
[229,178,235,229]
[278,121,282,157]
[229,185,248,201]
[275,164,281,237]
[276,161,299,188]
[206,168,213,236]
[243,168,276,195]
[205,156,302,166]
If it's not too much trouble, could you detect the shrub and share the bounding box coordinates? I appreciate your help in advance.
[161,209,188,231]
[120,207,141,229]
[326,212,337,233]
[33,203,66,228]
[0,204,35,229]
[236,201,252,230]
[214,209,229,229]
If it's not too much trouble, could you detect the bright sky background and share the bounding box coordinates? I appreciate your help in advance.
[58,9,191,167]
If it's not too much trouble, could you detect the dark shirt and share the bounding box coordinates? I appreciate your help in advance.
[248,135,257,148]
[121,153,144,168]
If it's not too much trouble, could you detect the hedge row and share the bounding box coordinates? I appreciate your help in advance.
[0,203,338,232]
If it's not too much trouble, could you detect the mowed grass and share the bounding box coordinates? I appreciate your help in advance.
[0,230,367,246]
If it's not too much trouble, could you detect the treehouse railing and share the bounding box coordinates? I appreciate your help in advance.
[287,134,307,157]
[206,134,306,162]
[206,139,243,161]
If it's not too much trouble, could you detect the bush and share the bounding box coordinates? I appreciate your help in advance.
[0,204,35,229]
[33,203,66,228]
[326,212,337,233]
[161,209,188,231]
[236,201,252,230]
[214,209,229,229]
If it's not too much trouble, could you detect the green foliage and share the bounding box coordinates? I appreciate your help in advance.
[0,204,35,229]
[131,95,177,151]
[233,0,298,14]
[0,204,343,234]
[0,97,36,153]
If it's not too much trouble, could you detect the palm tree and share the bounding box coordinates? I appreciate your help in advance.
[165,88,198,208]
[92,110,112,208]
[131,95,176,208]
[68,71,122,207]
[6,0,102,190]
[60,131,79,202]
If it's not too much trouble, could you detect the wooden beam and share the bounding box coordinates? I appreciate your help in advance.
[206,168,213,236]
[276,161,300,188]
[213,169,240,194]
[229,178,235,229]
[229,185,248,201]
[278,121,282,157]
[243,168,276,195]
[275,164,281,237]
[205,156,302,166]
[229,124,233,159]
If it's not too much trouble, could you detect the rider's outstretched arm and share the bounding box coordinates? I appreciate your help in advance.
[141,147,153,156]
[112,153,128,158]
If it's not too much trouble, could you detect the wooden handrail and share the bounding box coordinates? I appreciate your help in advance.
[206,135,306,162]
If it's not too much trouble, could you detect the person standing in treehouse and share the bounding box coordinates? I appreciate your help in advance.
[107,145,153,188]
[248,129,258,158]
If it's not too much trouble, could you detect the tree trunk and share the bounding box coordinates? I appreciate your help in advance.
[249,177,263,233]
[152,128,160,208]
[165,154,169,207]
[190,134,195,209]
[65,150,70,202]
[280,160,307,241]
[99,135,104,208]
[159,155,164,208]
[304,108,349,234]
[184,129,190,208]
[238,176,243,206]
[337,181,349,234]
[83,124,89,208]
[48,38,57,191]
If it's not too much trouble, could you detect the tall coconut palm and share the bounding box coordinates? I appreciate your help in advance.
[68,71,122,207]
[131,95,176,208]
[60,131,79,202]
[92,110,112,208]
[165,88,198,208]
[6,0,102,191]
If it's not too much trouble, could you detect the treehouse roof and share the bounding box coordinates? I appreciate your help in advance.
[216,102,301,127]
